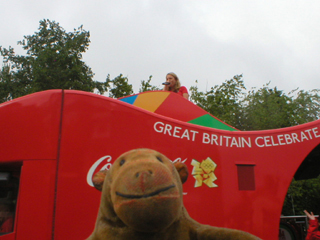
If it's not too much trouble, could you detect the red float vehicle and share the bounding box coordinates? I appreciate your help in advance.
[0,90,319,239]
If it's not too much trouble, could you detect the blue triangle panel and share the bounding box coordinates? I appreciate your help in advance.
[119,95,138,105]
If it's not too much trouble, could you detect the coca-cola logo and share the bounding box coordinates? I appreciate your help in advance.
[86,155,113,187]
[172,157,187,164]
[86,155,188,187]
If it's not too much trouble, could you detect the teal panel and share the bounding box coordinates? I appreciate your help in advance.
[119,95,138,105]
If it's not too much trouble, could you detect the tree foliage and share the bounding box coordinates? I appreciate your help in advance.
[191,75,246,128]
[240,84,293,130]
[139,75,161,93]
[0,19,106,103]
[190,76,320,131]
[291,89,320,125]
[104,74,161,98]
[282,176,320,216]
[105,74,133,98]
[241,85,320,131]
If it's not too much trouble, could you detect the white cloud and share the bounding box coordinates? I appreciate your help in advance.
[1,0,320,94]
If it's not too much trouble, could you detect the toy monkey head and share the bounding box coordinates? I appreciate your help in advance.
[92,148,188,233]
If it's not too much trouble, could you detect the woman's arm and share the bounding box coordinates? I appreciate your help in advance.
[305,210,320,240]
[182,92,189,100]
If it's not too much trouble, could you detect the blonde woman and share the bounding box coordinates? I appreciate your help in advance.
[163,72,189,100]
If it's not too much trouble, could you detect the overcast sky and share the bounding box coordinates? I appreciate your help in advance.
[1,0,320,94]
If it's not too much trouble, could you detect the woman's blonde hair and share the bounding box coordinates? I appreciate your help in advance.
[166,72,181,92]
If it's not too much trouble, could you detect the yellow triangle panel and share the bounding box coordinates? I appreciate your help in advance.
[133,92,170,112]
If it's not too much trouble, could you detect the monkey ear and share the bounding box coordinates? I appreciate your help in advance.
[174,162,188,184]
[92,170,108,191]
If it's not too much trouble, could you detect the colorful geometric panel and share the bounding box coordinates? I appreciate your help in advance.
[119,95,138,105]
[154,93,208,122]
[119,91,238,131]
[188,114,237,131]
[133,92,170,112]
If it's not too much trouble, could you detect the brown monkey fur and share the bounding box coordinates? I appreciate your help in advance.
[87,148,260,240]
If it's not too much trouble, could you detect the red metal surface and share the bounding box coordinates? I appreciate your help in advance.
[16,160,56,239]
[0,90,62,161]
[1,89,320,239]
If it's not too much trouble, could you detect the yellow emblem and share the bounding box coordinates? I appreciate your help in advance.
[191,157,218,188]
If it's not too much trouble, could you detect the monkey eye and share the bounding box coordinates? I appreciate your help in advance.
[156,156,163,163]
[119,159,126,166]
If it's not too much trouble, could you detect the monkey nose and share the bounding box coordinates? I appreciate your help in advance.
[135,170,153,178]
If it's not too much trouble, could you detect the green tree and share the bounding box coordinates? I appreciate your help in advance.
[190,75,246,129]
[139,75,161,92]
[0,19,106,103]
[191,77,320,131]
[291,89,320,125]
[0,64,14,102]
[282,176,320,216]
[105,74,133,98]
[241,84,294,130]
[240,84,320,131]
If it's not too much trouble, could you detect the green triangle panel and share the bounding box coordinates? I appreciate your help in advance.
[188,114,237,131]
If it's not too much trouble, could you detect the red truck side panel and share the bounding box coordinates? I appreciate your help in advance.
[0,90,62,161]
[16,160,56,239]
[1,90,320,239]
